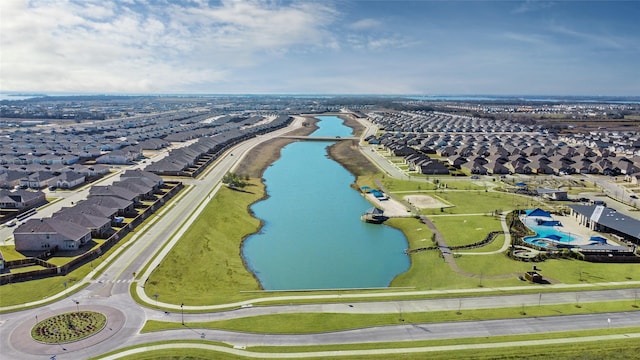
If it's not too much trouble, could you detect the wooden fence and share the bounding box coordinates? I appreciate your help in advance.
[0,181,183,285]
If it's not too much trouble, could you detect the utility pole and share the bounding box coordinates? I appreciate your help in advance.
[181,303,184,325]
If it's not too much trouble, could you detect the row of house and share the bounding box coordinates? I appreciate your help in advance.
[0,164,109,190]
[146,115,292,176]
[1,113,290,191]
[13,170,163,252]
[368,110,543,134]
[366,111,640,177]
[0,111,222,169]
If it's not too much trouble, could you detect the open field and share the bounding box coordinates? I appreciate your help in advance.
[143,181,263,305]
[431,215,503,248]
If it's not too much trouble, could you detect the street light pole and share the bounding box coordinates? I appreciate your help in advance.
[181,303,184,325]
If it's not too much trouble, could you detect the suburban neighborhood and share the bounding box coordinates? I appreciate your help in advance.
[1,95,639,360]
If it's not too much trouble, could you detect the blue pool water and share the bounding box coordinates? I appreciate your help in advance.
[522,216,578,247]
[241,116,410,290]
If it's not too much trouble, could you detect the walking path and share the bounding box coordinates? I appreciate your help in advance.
[100,332,640,360]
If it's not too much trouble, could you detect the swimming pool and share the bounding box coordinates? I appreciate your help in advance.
[522,215,579,248]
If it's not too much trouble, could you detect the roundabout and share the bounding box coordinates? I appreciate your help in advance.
[9,305,126,356]
[31,311,106,344]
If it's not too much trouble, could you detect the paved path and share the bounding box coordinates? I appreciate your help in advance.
[101,332,640,360]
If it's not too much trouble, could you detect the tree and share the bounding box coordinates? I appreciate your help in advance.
[222,172,247,189]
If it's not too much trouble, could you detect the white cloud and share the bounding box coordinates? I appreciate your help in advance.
[0,0,339,93]
[349,18,381,30]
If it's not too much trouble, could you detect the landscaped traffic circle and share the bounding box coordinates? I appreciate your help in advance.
[31,311,107,344]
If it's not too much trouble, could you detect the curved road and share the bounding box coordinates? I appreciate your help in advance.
[2,115,640,360]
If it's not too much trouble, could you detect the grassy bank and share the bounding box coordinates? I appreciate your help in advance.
[143,181,264,305]
[143,117,323,305]
[93,334,640,360]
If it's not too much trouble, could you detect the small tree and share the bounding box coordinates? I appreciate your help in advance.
[222,172,247,189]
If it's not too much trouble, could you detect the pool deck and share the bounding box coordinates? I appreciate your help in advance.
[522,213,602,246]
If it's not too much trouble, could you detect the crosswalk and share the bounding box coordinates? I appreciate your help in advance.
[93,279,136,284]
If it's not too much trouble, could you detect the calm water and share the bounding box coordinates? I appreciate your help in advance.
[242,116,410,290]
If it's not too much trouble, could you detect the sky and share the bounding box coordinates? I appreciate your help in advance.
[1,0,639,96]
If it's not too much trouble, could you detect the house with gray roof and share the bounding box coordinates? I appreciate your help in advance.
[90,185,140,204]
[0,189,46,209]
[14,218,92,252]
[120,169,163,187]
[0,170,25,189]
[52,211,112,238]
[82,196,135,216]
[55,171,85,189]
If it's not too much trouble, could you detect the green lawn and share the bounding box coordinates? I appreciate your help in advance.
[0,270,87,308]
[143,181,264,305]
[430,215,503,248]
[9,265,47,274]
[455,253,640,284]
[0,245,27,260]
[419,190,545,215]
[141,299,639,335]
[456,234,506,253]
[92,335,640,360]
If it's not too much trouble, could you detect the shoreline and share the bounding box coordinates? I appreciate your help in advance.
[237,114,390,290]
[237,116,320,290]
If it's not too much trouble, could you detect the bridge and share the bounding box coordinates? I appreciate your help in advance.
[278,135,360,141]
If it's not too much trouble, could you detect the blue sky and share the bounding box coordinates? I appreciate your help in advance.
[1,0,638,95]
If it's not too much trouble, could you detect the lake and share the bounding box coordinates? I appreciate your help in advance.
[241,115,410,290]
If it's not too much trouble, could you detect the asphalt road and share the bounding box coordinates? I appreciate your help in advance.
[2,115,640,360]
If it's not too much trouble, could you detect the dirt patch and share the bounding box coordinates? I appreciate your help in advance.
[325,113,378,176]
[234,117,318,178]
[327,140,379,176]
[404,194,449,209]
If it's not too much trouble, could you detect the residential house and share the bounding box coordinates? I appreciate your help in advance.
[20,171,57,189]
[55,171,86,189]
[0,189,46,209]
[52,211,112,238]
[14,218,92,251]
